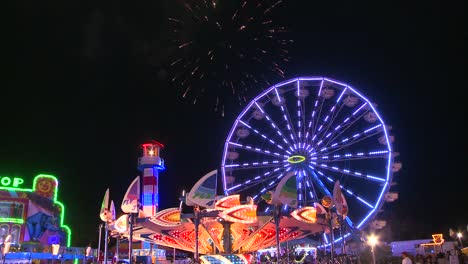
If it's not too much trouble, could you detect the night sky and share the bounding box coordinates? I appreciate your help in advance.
[5,0,466,247]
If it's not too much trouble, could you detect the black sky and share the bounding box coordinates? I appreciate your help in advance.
[5,0,466,246]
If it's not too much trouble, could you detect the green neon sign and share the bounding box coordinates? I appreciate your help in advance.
[0,218,24,224]
[0,177,24,187]
[0,174,72,247]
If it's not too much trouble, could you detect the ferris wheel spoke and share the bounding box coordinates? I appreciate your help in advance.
[251,170,293,202]
[236,120,292,154]
[313,150,391,162]
[307,80,347,148]
[310,104,348,152]
[313,103,346,146]
[307,168,333,197]
[227,141,289,159]
[253,101,296,151]
[295,80,307,145]
[273,87,300,145]
[311,169,356,229]
[297,170,321,205]
[313,169,375,209]
[314,124,383,156]
[225,166,290,195]
[311,88,348,148]
[321,103,371,148]
[224,161,288,170]
[304,79,325,146]
[309,162,386,183]
[307,99,326,147]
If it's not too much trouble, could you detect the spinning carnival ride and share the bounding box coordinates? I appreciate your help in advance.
[221,76,400,242]
[123,76,400,262]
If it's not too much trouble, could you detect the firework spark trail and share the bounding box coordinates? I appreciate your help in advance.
[168,0,293,116]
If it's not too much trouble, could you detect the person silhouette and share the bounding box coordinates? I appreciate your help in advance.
[402,252,413,264]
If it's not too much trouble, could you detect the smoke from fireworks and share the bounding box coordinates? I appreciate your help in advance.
[168,0,292,115]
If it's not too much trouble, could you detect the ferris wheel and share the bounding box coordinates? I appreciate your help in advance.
[221,76,399,234]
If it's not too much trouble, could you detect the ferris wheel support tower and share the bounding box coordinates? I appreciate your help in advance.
[138,141,165,217]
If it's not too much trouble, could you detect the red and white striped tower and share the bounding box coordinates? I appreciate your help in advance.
[138,140,165,217]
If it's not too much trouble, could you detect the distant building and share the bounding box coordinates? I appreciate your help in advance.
[390,239,456,256]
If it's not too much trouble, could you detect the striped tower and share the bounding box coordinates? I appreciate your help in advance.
[138,141,165,217]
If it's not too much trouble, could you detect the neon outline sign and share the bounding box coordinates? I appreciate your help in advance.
[0,177,25,188]
[0,174,72,246]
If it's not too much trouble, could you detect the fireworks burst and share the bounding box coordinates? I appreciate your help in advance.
[168,0,292,115]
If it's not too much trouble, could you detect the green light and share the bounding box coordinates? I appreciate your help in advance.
[0,174,72,247]
[0,218,24,224]
[287,155,306,164]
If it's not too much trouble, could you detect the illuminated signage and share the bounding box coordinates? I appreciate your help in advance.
[0,174,72,247]
[0,177,24,187]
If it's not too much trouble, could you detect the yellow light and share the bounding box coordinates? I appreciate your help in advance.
[290,207,317,224]
[2,235,11,255]
[52,244,61,255]
[287,155,306,164]
[432,234,444,245]
[149,150,155,156]
[457,232,463,239]
[367,234,378,247]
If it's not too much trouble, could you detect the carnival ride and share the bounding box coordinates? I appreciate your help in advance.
[102,76,400,263]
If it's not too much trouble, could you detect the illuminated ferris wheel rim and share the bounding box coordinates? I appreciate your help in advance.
[220,76,395,230]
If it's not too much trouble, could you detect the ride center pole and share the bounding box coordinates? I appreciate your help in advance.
[129,213,134,264]
[274,205,281,262]
[104,222,109,264]
[330,213,335,262]
[97,224,103,263]
[194,209,199,263]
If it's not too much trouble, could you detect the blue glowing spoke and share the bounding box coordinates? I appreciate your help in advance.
[311,88,348,148]
[254,101,295,148]
[313,169,375,209]
[320,103,370,148]
[274,87,299,145]
[226,166,291,194]
[304,79,324,145]
[300,170,321,206]
[313,123,383,156]
[223,160,288,170]
[307,168,332,197]
[238,120,291,154]
[296,81,305,144]
[313,150,390,162]
[295,169,306,206]
[307,80,346,147]
[227,141,289,158]
[310,161,386,183]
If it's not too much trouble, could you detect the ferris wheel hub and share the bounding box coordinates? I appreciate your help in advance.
[287,155,306,164]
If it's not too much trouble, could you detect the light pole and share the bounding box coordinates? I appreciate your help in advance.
[367,234,378,264]
[457,232,464,248]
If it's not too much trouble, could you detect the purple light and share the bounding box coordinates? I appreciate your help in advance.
[336,87,348,102]
[353,103,367,115]
[364,124,382,133]
[324,78,348,87]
